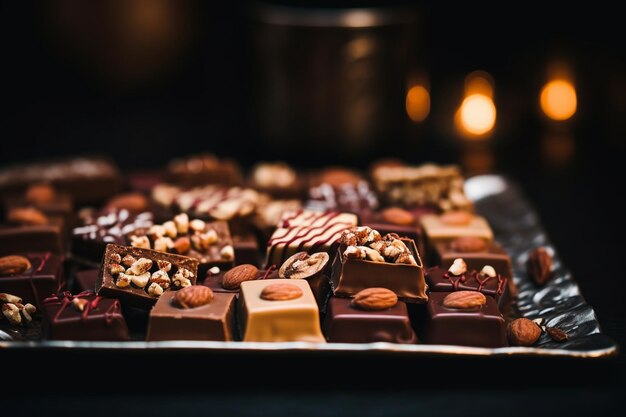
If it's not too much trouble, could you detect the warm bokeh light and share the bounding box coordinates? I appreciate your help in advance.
[540,79,577,121]
[458,94,496,136]
[405,85,430,122]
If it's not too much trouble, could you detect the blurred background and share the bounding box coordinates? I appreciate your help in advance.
[1,1,625,350]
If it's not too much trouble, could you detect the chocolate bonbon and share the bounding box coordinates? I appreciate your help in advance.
[42,291,130,341]
[432,237,513,279]
[238,279,325,342]
[146,286,236,341]
[0,253,64,308]
[96,243,199,308]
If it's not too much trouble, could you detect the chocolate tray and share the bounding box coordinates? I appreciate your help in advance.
[0,175,618,358]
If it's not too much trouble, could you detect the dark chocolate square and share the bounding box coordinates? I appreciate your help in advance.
[423,292,507,348]
[323,296,417,344]
[433,241,513,279]
[42,291,130,341]
[0,252,64,308]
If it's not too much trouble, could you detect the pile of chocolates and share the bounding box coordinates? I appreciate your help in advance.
[0,155,567,347]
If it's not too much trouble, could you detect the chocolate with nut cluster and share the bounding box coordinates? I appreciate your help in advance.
[146,286,236,341]
[422,291,507,348]
[330,227,427,303]
[42,291,130,341]
[72,208,154,264]
[128,213,235,276]
[96,243,199,309]
[0,253,65,308]
[432,237,512,279]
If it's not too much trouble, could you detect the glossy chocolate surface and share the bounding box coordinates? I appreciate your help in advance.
[330,239,427,303]
[426,267,510,311]
[433,241,513,279]
[323,296,417,344]
[146,291,236,341]
[96,244,199,309]
[42,291,130,341]
[0,252,64,307]
[238,279,325,343]
[423,292,507,348]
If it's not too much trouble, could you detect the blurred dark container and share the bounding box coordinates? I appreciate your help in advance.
[249,2,420,164]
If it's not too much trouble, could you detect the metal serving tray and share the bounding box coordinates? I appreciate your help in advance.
[0,175,618,358]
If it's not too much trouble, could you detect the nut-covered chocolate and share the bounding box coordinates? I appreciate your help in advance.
[279,252,329,280]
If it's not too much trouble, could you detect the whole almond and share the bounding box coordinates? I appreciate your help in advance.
[7,207,49,226]
[25,183,56,205]
[450,236,488,253]
[380,207,415,226]
[508,318,542,346]
[0,255,32,276]
[222,264,259,290]
[260,283,303,301]
[351,288,398,310]
[527,247,552,286]
[442,291,486,309]
[440,211,472,226]
[546,327,569,342]
[174,285,214,309]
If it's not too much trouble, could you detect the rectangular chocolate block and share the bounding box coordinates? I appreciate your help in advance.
[96,244,199,309]
[0,226,63,255]
[330,239,427,303]
[238,279,325,343]
[323,296,417,344]
[42,291,130,341]
[0,252,65,308]
[146,291,236,341]
[361,207,426,257]
[433,239,513,280]
[129,216,235,277]
[266,210,358,267]
[426,266,511,311]
[423,292,507,348]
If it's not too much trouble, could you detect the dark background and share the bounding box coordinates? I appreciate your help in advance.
[1,1,625,415]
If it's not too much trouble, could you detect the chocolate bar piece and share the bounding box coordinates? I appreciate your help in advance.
[72,209,154,264]
[0,226,63,255]
[129,215,235,276]
[323,296,417,344]
[42,291,130,341]
[146,289,236,341]
[266,210,358,267]
[423,291,507,348]
[433,238,513,279]
[426,266,511,311]
[0,157,122,204]
[96,243,199,309]
[371,163,471,211]
[0,252,64,308]
[167,153,243,186]
[238,279,325,343]
[330,231,427,303]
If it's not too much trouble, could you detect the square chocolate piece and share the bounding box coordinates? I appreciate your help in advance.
[330,238,427,303]
[146,290,236,341]
[42,291,130,341]
[423,292,507,348]
[433,238,513,280]
[266,210,358,267]
[426,266,511,311]
[323,296,417,344]
[238,279,325,343]
[0,252,64,308]
[96,243,199,309]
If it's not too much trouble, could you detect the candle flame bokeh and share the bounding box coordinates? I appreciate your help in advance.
[540,79,577,121]
[455,71,496,139]
[405,85,430,122]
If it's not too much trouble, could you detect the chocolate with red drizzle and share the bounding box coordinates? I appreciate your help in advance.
[0,252,64,308]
